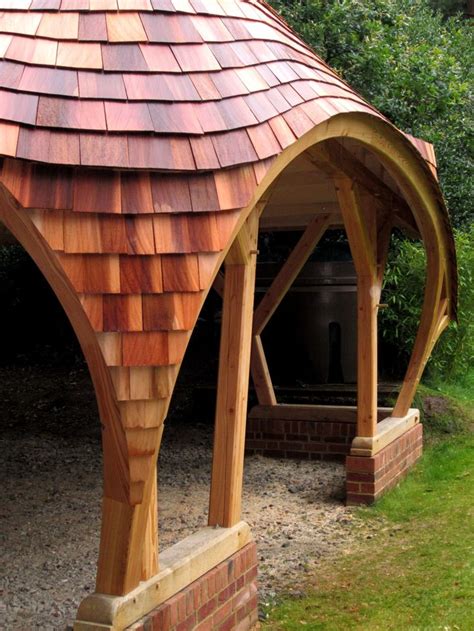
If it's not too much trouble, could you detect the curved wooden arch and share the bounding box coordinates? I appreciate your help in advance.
[221,112,454,418]
[0,183,130,501]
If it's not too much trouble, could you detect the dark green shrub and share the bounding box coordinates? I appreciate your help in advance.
[380,226,474,382]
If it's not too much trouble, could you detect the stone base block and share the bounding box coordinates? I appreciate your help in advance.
[346,423,423,505]
[128,543,258,631]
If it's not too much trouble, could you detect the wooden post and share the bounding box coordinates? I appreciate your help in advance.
[251,214,331,405]
[96,426,163,595]
[356,274,378,437]
[336,179,379,438]
[142,473,158,580]
[209,209,259,528]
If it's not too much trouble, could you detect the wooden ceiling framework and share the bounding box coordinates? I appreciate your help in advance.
[0,1,456,627]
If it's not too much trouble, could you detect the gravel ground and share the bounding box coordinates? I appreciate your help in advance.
[1,364,360,630]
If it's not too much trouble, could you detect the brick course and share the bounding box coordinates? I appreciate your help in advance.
[346,423,423,505]
[246,411,356,462]
[128,543,258,631]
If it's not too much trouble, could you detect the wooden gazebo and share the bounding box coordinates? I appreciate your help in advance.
[0,1,456,629]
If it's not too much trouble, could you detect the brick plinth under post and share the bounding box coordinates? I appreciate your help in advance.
[346,423,423,505]
[128,542,258,631]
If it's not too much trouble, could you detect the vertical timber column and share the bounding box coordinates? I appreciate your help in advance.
[356,273,378,437]
[209,209,259,528]
[96,425,163,595]
[336,179,379,438]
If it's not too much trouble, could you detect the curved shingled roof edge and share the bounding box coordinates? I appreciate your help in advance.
[0,0,437,173]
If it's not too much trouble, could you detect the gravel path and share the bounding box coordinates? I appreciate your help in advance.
[1,365,359,630]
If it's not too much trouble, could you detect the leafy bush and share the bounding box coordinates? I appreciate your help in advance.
[379,226,474,383]
[269,0,473,228]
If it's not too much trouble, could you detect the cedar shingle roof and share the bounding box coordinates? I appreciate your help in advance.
[0,0,436,172]
[0,0,450,374]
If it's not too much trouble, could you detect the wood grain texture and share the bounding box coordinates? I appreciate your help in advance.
[209,208,258,528]
[336,179,378,438]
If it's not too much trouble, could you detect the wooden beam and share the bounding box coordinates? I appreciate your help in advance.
[250,335,277,406]
[209,209,259,528]
[253,214,331,335]
[308,140,419,237]
[335,180,376,277]
[376,211,393,290]
[259,211,342,231]
[356,274,378,438]
[393,264,446,417]
[336,178,378,438]
[141,474,158,581]
[249,404,393,423]
[351,409,420,456]
[76,522,252,630]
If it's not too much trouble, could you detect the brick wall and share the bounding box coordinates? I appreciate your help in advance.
[128,542,258,631]
[246,405,356,462]
[346,423,423,505]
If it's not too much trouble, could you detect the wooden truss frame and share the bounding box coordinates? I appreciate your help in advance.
[0,112,455,628]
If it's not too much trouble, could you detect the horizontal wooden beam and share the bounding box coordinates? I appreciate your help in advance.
[260,212,342,231]
[351,409,420,456]
[249,404,392,423]
[75,522,252,631]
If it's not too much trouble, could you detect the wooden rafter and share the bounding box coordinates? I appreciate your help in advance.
[308,140,419,236]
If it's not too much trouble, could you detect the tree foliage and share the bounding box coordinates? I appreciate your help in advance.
[269,0,473,228]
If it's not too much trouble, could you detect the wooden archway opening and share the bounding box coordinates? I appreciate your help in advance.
[208,111,454,532]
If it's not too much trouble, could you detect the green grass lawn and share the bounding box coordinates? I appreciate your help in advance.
[263,379,474,631]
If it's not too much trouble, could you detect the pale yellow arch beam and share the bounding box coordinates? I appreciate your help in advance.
[239,114,454,424]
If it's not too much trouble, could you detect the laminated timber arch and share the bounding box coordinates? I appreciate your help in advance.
[243,112,456,439]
